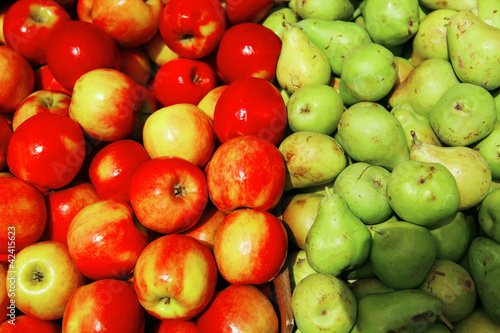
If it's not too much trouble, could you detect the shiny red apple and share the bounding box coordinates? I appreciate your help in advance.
[223,0,274,25]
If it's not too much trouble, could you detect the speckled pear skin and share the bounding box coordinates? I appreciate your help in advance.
[447,10,500,90]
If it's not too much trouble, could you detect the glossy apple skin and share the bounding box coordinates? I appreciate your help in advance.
[159,0,226,59]
[0,45,35,114]
[3,0,71,65]
[7,113,85,190]
[45,20,121,92]
[12,89,71,131]
[224,0,274,25]
[34,64,71,94]
[0,174,46,255]
[119,46,153,86]
[43,181,100,246]
[150,320,200,333]
[214,208,288,285]
[142,104,215,168]
[69,68,141,142]
[153,57,217,107]
[181,204,226,252]
[89,139,150,204]
[91,0,162,47]
[67,199,147,280]
[134,234,218,321]
[0,115,12,171]
[205,135,286,214]
[213,77,287,146]
[0,314,62,332]
[196,284,279,333]
[130,156,209,234]
[62,279,145,332]
[216,23,281,83]
[8,241,86,320]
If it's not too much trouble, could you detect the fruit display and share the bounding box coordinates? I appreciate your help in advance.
[0,0,500,332]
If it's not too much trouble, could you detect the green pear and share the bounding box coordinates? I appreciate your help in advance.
[344,259,377,281]
[277,192,324,250]
[478,188,500,243]
[332,162,393,225]
[424,322,452,333]
[418,259,477,322]
[493,88,500,116]
[429,83,497,146]
[289,0,356,21]
[337,102,410,170]
[419,0,479,11]
[339,43,398,105]
[453,306,500,332]
[391,102,442,149]
[447,11,500,90]
[387,159,461,228]
[276,23,332,94]
[291,273,357,333]
[478,0,500,28]
[410,132,492,210]
[279,131,347,191]
[411,9,458,65]
[388,58,460,118]
[348,277,395,300]
[305,188,372,277]
[430,212,475,262]
[286,84,344,135]
[351,289,444,333]
[369,220,438,289]
[287,250,318,290]
[472,121,500,179]
[362,0,420,47]
[261,7,300,40]
[468,237,500,323]
[294,18,373,76]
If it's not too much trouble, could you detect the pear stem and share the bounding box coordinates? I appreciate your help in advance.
[438,314,454,331]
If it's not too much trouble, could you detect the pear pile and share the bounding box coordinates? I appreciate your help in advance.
[262,0,500,332]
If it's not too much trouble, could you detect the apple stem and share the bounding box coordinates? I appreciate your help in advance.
[174,184,187,197]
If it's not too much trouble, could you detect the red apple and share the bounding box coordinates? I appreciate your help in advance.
[214,208,288,285]
[213,77,287,146]
[34,64,71,94]
[216,23,281,83]
[89,139,150,204]
[142,103,215,168]
[76,0,94,22]
[0,263,8,323]
[159,0,226,59]
[119,46,153,86]
[3,0,71,65]
[0,2,17,45]
[205,135,286,214]
[0,45,35,114]
[0,115,12,171]
[150,320,200,333]
[90,0,162,47]
[69,68,141,142]
[44,20,121,92]
[7,113,86,190]
[134,234,218,321]
[0,174,46,256]
[67,199,147,280]
[196,284,279,333]
[0,314,62,332]
[43,181,100,246]
[143,31,179,67]
[153,57,217,107]
[12,89,71,131]
[181,203,226,252]
[62,279,145,332]
[129,156,209,234]
[127,85,158,142]
[7,241,86,320]
[223,0,274,25]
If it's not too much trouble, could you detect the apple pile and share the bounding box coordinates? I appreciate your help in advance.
[0,0,499,332]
